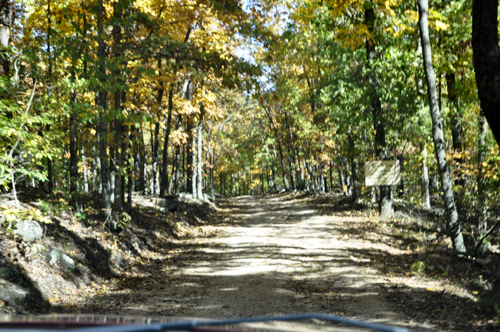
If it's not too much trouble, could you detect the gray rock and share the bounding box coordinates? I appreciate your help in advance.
[13,219,43,242]
[0,266,22,283]
[48,248,75,271]
[0,282,29,305]
[151,195,178,212]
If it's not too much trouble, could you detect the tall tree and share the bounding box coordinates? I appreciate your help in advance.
[365,7,393,219]
[472,0,500,145]
[417,0,466,253]
[97,0,112,221]
[0,0,11,78]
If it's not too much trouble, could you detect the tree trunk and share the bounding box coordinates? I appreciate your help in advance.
[114,120,123,207]
[417,0,466,253]
[174,114,182,195]
[109,122,116,202]
[81,147,88,193]
[69,76,78,193]
[191,122,197,198]
[0,0,11,77]
[472,0,500,145]
[186,116,194,196]
[97,0,111,221]
[397,153,405,197]
[134,124,146,193]
[151,121,160,195]
[197,107,204,199]
[330,159,333,190]
[210,149,215,200]
[337,153,344,193]
[421,144,431,209]
[46,0,53,192]
[113,1,123,208]
[365,7,393,219]
[125,124,132,206]
[477,112,488,249]
[446,72,465,208]
[94,135,101,193]
[159,81,173,197]
[348,129,358,203]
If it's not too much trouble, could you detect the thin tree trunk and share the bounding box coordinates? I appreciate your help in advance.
[109,121,116,203]
[197,107,204,199]
[397,153,405,197]
[97,0,111,221]
[210,151,215,200]
[125,124,132,206]
[0,0,11,77]
[476,112,488,249]
[417,0,466,253]
[446,72,465,211]
[69,74,78,193]
[94,135,101,193]
[337,153,344,193]
[136,124,146,193]
[186,117,194,195]
[174,114,182,195]
[191,122,197,198]
[348,129,358,203]
[330,159,333,190]
[421,144,431,209]
[151,121,160,195]
[81,147,88,193]
[182,143,186,192]
[113,0,123,208]
[46,0,53,192]
[365,7,393,219]
[265,167,270,191]
[114,120,123,206]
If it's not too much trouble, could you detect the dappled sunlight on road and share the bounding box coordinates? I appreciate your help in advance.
[171,195,435,331]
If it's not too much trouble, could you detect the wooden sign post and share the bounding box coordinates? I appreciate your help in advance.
[364,160,401,186]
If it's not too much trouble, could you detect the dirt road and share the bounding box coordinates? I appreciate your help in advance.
[114,195,435,331]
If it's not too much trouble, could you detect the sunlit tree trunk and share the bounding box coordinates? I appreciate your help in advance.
[174,113,182,195]
[197,106,204,199]
[477,112,488,249]
[81,147,88,193]
[109,121,116,202]
[417,0,466,253]
[421,144,431,209]
[348,129,358,203]
[0,0,11,78]
[151,121,160,195]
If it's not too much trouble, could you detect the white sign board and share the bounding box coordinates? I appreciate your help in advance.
[364,160,401,186]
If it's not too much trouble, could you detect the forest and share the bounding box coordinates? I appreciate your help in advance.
[1,0,500,327]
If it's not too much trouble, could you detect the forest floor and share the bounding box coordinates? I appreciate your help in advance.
[0,191,498,331]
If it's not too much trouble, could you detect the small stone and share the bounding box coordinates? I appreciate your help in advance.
[13,220,43,242]
[0,267,21,283]
[0,282,29,305]
[48,248,75,271]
